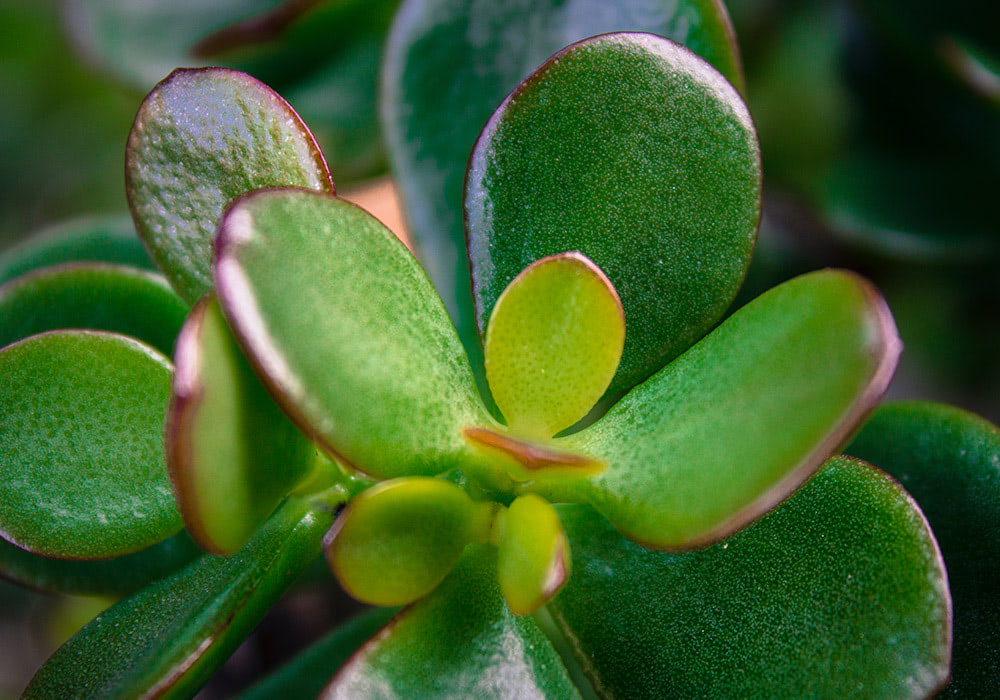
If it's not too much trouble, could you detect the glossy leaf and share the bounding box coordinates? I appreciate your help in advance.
[23,496,337,700]
[322,546,581,699]
[126,67,334,303]
[215,188,494,479]
[236,607,399,700]
[326,477,494,607]
[548,457,951,699]
[167,296,315,554]
[484,252,624,439]
[0,263,187,356]
[0,331,180,559]
[496,494,569,615]
[0,214,153,285]
[543,270,900,549]
[467,33,760,399]
[847,401,1000,696]
[0,532,200,597]
[383,0,743,365]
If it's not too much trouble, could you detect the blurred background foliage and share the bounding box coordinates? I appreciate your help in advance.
[1,0,998,696]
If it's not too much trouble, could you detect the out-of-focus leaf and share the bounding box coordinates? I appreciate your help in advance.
[847,401,1000,696]
[322,546,581,699]
[126,67,333,303]
[466,33,760,399]
[0,331,180,560]
[0,263,187,356]
[496,494,569,615]
[166,296,314,554]
[540,270,899,549]
[548,457,951,698]
[215,188,493,480]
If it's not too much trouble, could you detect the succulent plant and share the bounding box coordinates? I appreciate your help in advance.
[3,1,997,698]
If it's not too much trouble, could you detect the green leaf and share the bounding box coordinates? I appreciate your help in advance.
[383,0,743,367]
[0,331,180,560]
[166,296,315,554]
[466,33,761,399]
[325,477,495,607]
[547,457,951,699]
[322,545,581,699]
[847,401,1000,696]
[215,188,493,480]
[544,269,900,549]
[484,252,624,439]
[496,495,570,615]
[0,532,200,597]
[0,214,154,285]
[126,67,334,303]
[236,607,399,700]
[0,263,187,356]
[23,496,338,700]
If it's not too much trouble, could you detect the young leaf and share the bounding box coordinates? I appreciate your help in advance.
[543,270,900,550]
[548,457,951,699]
[215,188,494,480]
[484,252,624,439]
[496,494,570,615]
[383,0,742,362]
[0,214,153,285]
[0,331,180,560]
[325,478,495,607]
[322,546,581,699]
[22,496,338,700]
[466,33,760,399]
[847,401,1000,696]
[0,263,187,356]
[166,296,315,554]
[126,67,334,303]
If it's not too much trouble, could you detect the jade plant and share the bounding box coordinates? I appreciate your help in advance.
[2,4,992,697]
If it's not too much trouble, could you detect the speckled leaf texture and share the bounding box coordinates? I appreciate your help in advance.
[126,67,333,303]
[548,458,951,699]
[466,32,760,400]
[848,401,1000,696]
[0,331,180,560]
[383,0,743,368]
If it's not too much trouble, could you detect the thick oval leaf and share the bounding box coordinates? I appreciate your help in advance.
[484,252,624,439]
[23,496,337,700]
[235,607,399,700]
[847,401,1000,696]
[0,532,200,597]
[496,494,570,615]
[215,188,494,479]
[167,296,315,554]
[383,0,743,364]
[466,33,761,399]
[0,263,187,356]
[325,478,495,607]
[548,457,951,699]
[126,67,334,303]
[0,214,153,285]
[544,269,900,549]
[0,331,180,559]
[322,546,581,699]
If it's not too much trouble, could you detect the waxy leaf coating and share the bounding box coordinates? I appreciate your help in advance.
[0,331,180,559]
[467,33,761,399]
[496,494,570,615]
[167,296,315,554]
[0,263,187,356]
[543,269,900,549]
[126,67,333,303]
[215,188,493,479]
[323,546,581,699]
[383,0,742,361]
[549,458,951,698]
[484,252,624,439]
